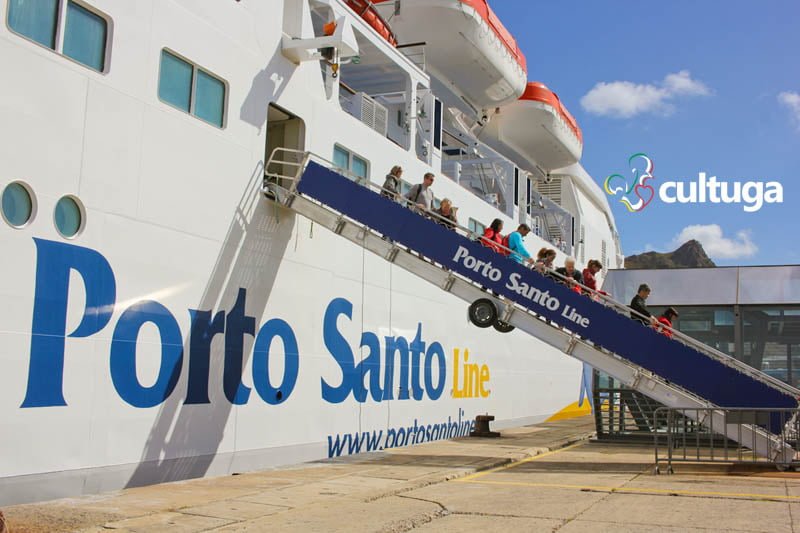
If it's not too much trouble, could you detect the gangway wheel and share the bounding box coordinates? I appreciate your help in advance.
[493,320,515,333]
[468,298,498,328]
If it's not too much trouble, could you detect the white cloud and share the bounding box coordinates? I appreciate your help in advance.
[580,82,670,118]
[663,70,712,96]
[580,70,711,118]
[778,91,800,128]
[671,224,757,260]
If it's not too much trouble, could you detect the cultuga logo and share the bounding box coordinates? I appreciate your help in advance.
[604,153,783,213]
[604,153,656,213]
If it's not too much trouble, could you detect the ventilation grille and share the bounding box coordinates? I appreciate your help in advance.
[601,240,608,269]
[349,92,388,136]
[580,225,586,263]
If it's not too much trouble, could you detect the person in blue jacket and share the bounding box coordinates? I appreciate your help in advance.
[507,224,534,265]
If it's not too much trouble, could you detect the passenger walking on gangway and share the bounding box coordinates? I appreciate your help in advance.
[381,165,402,200]
[654,307,679,339]
[582,259,608,299]
[534,247,557,274]
[405,172,435,212]
[630,283,658,326]
[433,198,458,230]
[481,219,506,254]
[507,224,535,266]
[555,257,583,290]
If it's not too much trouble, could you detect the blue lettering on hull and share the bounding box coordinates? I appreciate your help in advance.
[21,239,453,409]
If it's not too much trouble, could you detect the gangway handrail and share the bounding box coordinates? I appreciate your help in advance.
[263,148,800,400]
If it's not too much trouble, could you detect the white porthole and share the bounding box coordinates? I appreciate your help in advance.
[1,181,37,228]
[54,195,85,238]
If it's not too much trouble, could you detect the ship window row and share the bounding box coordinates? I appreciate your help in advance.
[332,145,369,183]
[158,50,227,128]
[7,3,228,129]
[7,0,108,72]
[468,218,486,236]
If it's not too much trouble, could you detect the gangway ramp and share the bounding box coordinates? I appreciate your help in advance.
[264,149,799,463]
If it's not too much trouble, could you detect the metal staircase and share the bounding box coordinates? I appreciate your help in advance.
[593,373,674,441]
[264,148,800,464]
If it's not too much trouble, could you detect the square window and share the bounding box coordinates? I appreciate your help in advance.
[195,70,225,127]
[333,146,349,171]
[159,50,193,112]
[8,0,109,73]
[8,0,59,49]
[332,145,370,183]
[63,1,107,71]
[158,50,226,128]
[351,155,368,180]
[468,218,485,235]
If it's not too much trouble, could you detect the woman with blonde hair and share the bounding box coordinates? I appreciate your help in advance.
[381,165,402,200]
[433,198,458,230]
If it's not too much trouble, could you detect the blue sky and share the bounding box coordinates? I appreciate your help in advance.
[492,0,800,265]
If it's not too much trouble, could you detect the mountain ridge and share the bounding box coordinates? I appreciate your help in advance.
[624,240,716,269]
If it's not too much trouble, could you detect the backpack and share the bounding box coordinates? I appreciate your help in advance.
[410,184,422,203]
[500,234,511,256]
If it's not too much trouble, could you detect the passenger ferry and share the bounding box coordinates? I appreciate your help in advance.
[0,0,623,504]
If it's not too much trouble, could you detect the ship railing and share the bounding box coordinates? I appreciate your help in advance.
[441,157,514,216]
[262,147,800,400]
[338,80,357,110]
[265,147,488,230]
[527,192,574,255]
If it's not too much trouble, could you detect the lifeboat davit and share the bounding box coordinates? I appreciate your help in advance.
[344,0,398,46]
[480,82,583,172]
[372,0,527,109]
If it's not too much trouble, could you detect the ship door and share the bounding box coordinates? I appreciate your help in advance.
[265,104,305,188]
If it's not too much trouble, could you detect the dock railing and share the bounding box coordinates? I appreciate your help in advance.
[653,406,800,474]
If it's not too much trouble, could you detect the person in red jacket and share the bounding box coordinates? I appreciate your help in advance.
[654,307,679,339]
[481,218,505,254]
[582,259,602,292]
[582,259,609,298]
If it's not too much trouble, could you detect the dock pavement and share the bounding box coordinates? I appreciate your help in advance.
[4,416,800,532]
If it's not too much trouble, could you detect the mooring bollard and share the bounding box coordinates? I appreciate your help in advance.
[470,414,500,438]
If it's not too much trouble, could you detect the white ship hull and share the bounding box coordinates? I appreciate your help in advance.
[0,0,614,505]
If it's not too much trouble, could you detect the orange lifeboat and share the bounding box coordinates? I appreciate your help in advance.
[371,0,527,109]
[344,0,398,47]
[480,82,583,172]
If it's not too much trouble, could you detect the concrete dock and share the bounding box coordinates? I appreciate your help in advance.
[4,416,800,532]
